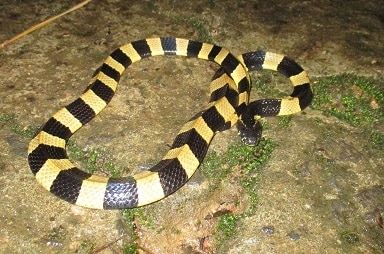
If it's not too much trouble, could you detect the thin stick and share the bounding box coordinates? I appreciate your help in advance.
[0,0,92,48]
[90,236,124,254]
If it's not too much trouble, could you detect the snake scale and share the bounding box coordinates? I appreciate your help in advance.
[28,37,312,209]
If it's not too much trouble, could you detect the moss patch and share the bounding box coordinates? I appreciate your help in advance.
[67,139,123,176]
[312,74,383,127]
[214,213,240,248]
[0,112,39,138]
[201,139,277,248]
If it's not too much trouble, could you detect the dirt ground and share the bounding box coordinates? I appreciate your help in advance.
[0,0,383,253]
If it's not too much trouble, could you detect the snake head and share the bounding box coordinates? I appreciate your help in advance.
[236,115,262,146]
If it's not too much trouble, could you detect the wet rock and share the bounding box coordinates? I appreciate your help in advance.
[356,185,384,210]
[316,139,363,165]
[5,135,26,157]
[187,169,205,186]
[331,199,352,224]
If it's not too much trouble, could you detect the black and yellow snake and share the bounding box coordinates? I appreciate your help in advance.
[28,37,312,209]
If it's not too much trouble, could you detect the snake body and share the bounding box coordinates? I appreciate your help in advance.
[28,37,312,209]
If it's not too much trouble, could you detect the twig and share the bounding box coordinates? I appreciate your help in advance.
[91,236,124,254]
[0,0,92,48]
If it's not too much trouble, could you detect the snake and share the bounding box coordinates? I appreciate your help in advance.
[27,37,312,210]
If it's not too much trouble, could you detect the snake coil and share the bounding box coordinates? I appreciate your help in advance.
[28,37,312,209]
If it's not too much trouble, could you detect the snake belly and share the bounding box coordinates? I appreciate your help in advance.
[27,38,312,210]
[28,37,250,209]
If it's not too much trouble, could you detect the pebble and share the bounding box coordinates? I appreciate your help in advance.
[286,230,300,241]
[261,225,275,236]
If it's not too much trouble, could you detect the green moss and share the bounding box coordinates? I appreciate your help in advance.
[78,239,96,253]
[201,139,276,181]
[278,115,293,128]
[201,138,276,217]
[197,119,278,250]
[355,75,384,104]
[86,148,100,173]
[201,138,277,248]
[0,112,39,138]
[120,209,140,253]
[200,151,229,183]
[240,138,278,172]
[46,225,67,243]
[122,206,156,235]
[371,131,384,150]
[341,231,359,244]
[122,243,139,254]
[0,112,14,122]
[122,209,138,236]
[251,71,289,98]
[66,139,122,176]
[311,74,384,127]
[66,139,84,160]
[120,207,157,253]
[311,74,383,151]
[214,213,240,247]
[105,161,123,178]
[123,208,143,232]
[169,15,213,42]
[240,175,260,216]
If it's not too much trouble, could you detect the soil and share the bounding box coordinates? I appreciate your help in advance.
[0,0,383,253]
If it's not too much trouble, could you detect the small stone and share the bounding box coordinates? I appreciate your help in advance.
[370,99,380,109]
[286,230,300,241]
[261,225,275,236]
